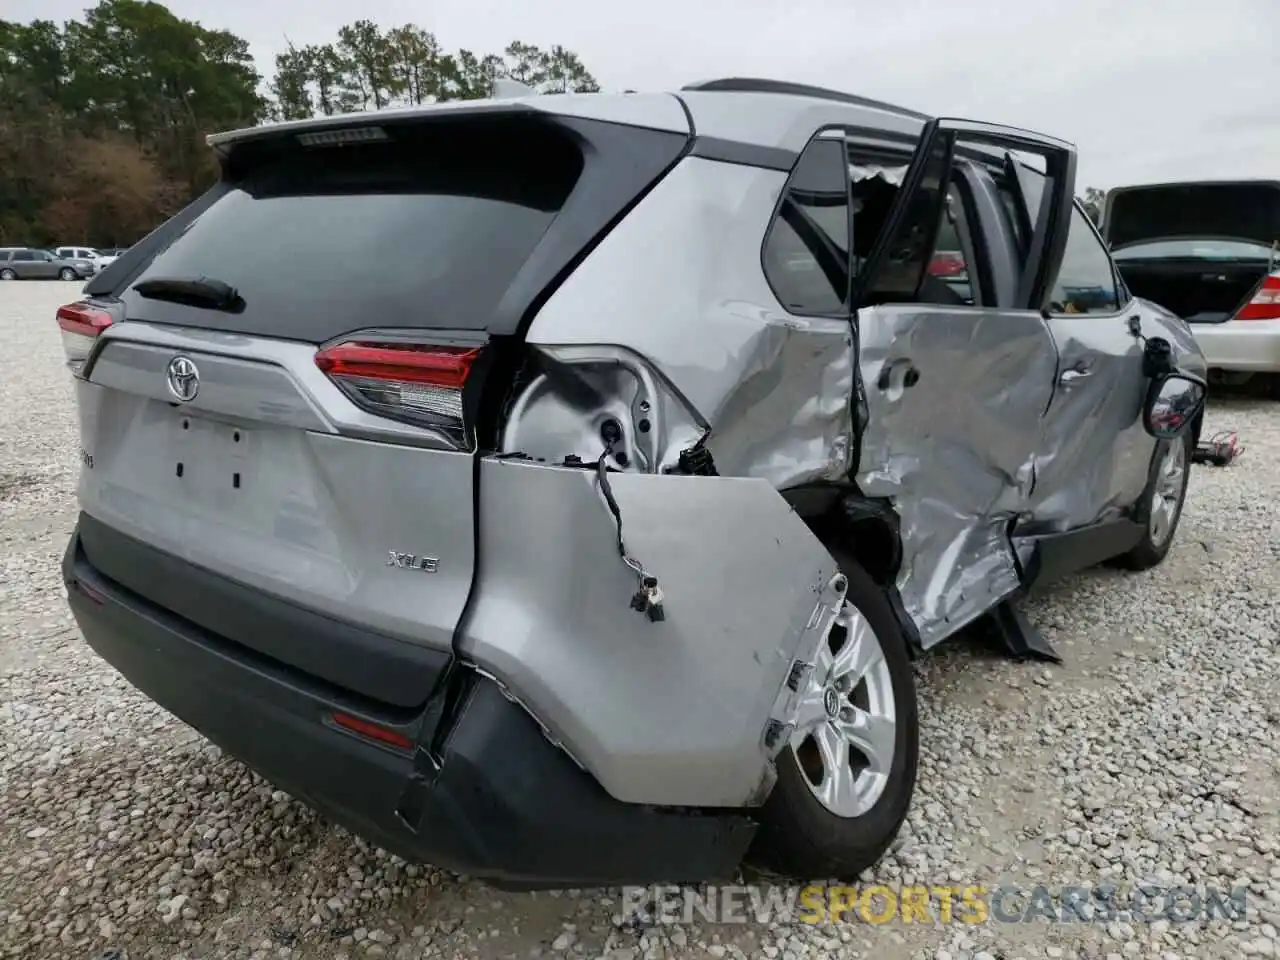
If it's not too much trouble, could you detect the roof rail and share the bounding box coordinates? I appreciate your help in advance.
[680,77,930,122]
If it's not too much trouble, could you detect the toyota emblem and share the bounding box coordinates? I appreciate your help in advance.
[166,355,200,402]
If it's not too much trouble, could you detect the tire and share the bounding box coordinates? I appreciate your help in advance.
[0,269,15,281]
[748,553,919,880]
[59,268,77,281]
[1113,431,1193,571]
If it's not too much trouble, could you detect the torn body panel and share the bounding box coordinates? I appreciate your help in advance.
[499,344,707,474]
[458,457,839,807]
[511,157,856,487]
[853,304,1058,649]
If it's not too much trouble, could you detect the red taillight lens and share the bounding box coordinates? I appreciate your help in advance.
[314,340,482,447]
[56,302,113,374]
[1235,274,1280,321]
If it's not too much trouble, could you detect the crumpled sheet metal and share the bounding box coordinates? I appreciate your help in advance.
[1024,376,1137,535]
[518,156,856,488]
[459,457,840,807]
[499,343,708,476]
[854,304,1060,648]
[1022,316,1170,534]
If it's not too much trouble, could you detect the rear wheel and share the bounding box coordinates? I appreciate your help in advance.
[59,268,77,280]
[749,555,918,880]
[0,269,15,281]
[1114,432,1192,570]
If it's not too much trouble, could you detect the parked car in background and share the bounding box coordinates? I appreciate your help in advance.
[0,247,94,281]
[1105,180,1280,394]
[47,250,99,278]
[58,80,1207,890]
[54,246,119,272]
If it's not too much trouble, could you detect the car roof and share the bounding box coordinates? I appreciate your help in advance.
[207,78,932,156]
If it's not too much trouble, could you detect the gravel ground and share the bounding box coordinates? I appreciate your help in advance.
[2,281,1277,960]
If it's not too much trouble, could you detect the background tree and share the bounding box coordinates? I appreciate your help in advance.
[387,25,449,106]
[452,50,504,99]
[269,26,601,113]
[542,46,600,94]
[335,19,396,110]
[1,3,601,246]
[270,44,313,120]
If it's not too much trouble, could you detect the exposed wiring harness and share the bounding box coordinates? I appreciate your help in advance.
[1193,430,1244,467]
[594,424,665,622]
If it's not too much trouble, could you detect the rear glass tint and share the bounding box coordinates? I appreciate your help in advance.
[1113,239,1276,261]
[123,117,584,341]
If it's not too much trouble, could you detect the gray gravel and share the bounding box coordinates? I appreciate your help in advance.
[2,281,1277,960]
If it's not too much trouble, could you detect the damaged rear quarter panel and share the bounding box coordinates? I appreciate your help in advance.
[474,155,861,808]
[513,156,856,486]
[457,458,839,808]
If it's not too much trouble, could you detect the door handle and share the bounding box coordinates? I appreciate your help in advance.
[1059,365,1093,384]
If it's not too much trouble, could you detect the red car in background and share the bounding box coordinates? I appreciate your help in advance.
[928,250,966,277]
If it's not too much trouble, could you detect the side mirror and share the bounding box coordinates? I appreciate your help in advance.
[1143,373,1206,439]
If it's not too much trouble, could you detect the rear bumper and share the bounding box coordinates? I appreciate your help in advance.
[1191,318,1280,373]
[62,527,755,889]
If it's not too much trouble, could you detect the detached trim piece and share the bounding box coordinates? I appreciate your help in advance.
[1015,518,1146,591]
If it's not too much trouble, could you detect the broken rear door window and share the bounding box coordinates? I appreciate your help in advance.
[855,132,953,307]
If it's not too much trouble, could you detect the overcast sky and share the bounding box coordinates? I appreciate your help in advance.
[10,0,1280,189]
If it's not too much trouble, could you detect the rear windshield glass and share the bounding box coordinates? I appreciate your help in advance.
[1113,239,1276,261]
[123,117,584,341]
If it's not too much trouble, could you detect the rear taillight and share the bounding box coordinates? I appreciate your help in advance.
[314,340,482,448]
[1235,274,1280,321]
[56,302,113,375]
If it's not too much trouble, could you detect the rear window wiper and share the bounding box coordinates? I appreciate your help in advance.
[132,276,245,312]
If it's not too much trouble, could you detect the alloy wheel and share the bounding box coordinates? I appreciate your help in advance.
[789,601,897,819]
[1148,439,1187,546]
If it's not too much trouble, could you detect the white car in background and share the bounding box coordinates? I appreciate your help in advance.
[1104,180,1280,396]
[53,247,119,273]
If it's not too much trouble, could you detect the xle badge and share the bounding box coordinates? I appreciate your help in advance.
[387,552,440,573]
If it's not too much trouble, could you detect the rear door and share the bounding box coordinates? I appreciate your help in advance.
[851,119,1075,646]
[1028,194,1156,531]
[71,107,691,708]
[14,249,44,278]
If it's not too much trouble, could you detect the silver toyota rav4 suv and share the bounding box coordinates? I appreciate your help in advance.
[60,79,1208,889]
